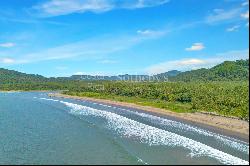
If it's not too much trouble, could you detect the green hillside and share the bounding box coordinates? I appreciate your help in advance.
[1,59,248,83]
[0,68,47,83]
[0,59,249,119]
[171,59,249,82]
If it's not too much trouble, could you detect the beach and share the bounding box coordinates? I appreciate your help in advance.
[1,92,249,164]
[49,93,249,142]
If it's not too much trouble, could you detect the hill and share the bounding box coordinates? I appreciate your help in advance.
[0,60,248,119]
[0,68,47,83]
[0,59,249,83]
[170,59,249,82]
[68,60,249,82]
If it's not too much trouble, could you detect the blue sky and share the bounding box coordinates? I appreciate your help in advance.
[0,0,249,77]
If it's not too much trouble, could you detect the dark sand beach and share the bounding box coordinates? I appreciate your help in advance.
[50,93,249,142]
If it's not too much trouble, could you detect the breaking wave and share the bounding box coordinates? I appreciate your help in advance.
[38,97,249,165]
[84,101,249,154]
[59,100,248,165]
[119,108,249,154]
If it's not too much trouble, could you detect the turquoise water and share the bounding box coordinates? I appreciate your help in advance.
[0,92,249,165]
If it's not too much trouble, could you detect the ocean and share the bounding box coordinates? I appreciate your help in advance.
[0,92,249,165]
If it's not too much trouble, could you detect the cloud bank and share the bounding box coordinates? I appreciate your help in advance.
[185,43,205,51]
[0,42,15,48]
[146,49,249,75]
[33,0,170,17]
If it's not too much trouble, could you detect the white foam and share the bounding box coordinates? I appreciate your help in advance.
[93,102,248,153]
[61,101,249,165]
[37,97,249,154]
[126,110,249,154]
[39,98,59,102]
[0,91,20,94]
[136,156,148,165]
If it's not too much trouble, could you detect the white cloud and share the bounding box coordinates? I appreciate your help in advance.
[73,71,110,76]
[241,11,249,27]
[33,0,169,17]
[33,0,113,17]
[137,29,167,38]
[226,25,240,32]
[74,72,86,75]
[206,8,242,24]
[137,30,155,35]
[146,58,206,75]
[146,49,249,75]
[136,29,168,38]
[185,43,205,51]
[19,37,135,63]
[56,66,68,70]
[98,60,117,64]
[242,0,249,6]
[0,58,15,64]
[123,0,169,9]
[204,4,249,28]
[10,37,134,64]
[241,10,249,19]
[0,30,167,65]
[0,42,15,48]
[178,59,206,65]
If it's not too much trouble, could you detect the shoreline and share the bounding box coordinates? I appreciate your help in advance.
[0,90,49,92]
[50,93,249,142]
[0,90,63,93]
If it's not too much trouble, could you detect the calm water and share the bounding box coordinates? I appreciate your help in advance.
[0,92,249,165]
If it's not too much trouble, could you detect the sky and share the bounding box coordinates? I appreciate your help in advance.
[0,0,249,77]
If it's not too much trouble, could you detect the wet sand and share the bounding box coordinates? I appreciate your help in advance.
[49,93,249,142]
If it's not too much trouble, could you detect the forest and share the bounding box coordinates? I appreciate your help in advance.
[0,59,249,120]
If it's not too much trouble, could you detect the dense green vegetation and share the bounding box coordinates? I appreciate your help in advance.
[1,59,249,83]
[0,68,47,83]
[170,60,249,82]
[63,81,249,120]
[0,59,249,120]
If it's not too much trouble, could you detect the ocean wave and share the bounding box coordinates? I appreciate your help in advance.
[123,109,249,154]
[0,91,20,94]
[91,102,249,154]
[38,97,249,155]
[39,98,59,102]
[60,101,249,165]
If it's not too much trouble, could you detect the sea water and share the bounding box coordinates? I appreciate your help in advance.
[0,92,249,165]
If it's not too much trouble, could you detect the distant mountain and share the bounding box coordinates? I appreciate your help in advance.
[70,70,182,81]
[171,59,249,82]
[156,70,182,77]
[70,58,249,82]
[70,74,152,81]
[0,59,249,83]
[154,70,182,80]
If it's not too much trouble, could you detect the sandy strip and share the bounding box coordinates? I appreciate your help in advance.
[0,90,52,92]
[49,93,249,142]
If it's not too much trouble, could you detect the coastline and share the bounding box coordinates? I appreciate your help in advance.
[49,93,249,142]
[0,90,61,92]
[0,90,22,92]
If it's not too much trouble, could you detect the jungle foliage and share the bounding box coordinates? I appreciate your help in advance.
[0,59,249,119]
